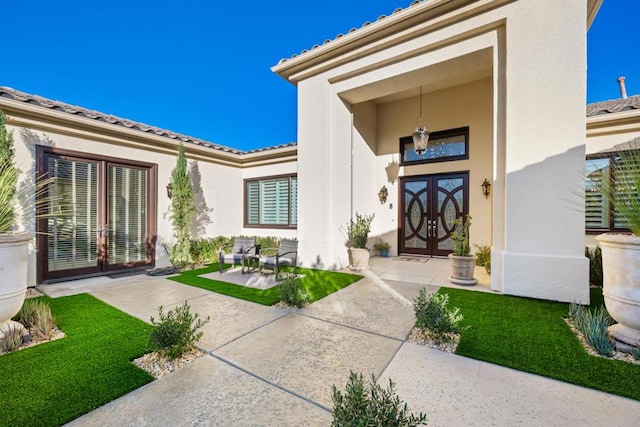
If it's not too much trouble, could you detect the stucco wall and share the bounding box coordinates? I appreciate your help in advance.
[292,0,589,303]
[8,123,242,285]
[241,161,298,240]
[374,78,493,256]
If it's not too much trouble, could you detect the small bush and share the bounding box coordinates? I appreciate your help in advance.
[149,301,209,360]
[331,371,427,427]
[13,298,39,327]
[1,324,25,353]
[33,303,55,340]
[585,246,603,287]
[255,236,281,252]
[14,299,55,339]
[278,274,309,307]
[414,289,466,341]
[474,244,491,274]
[569,303,615,357]
[190,236,233,266]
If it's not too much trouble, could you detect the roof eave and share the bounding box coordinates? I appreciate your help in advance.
[587,108,640,137]
[1,97,296,167]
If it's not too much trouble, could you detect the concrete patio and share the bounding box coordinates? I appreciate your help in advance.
[37,258,640,426]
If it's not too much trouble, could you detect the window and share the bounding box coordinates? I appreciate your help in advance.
[245,174,297,228]
[586,151,639,232]
[400,127,469,165]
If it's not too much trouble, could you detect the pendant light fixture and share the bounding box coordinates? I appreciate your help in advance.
[412,86,430,156]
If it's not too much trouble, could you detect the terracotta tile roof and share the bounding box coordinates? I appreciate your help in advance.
[586,94,640,116]
[277,0,423,65]
[0,86,296,155]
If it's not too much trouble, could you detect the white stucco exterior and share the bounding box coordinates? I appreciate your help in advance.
[1,0,614,304]
[273,0,593,303]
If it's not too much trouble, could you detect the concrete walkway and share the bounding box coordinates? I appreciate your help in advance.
[39,265,640,426]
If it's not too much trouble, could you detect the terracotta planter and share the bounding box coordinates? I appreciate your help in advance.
[348,247,370,271]
[596,233,640,352]
[448,253,477,285]
[0,232,31,341]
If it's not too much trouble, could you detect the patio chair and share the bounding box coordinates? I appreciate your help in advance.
[259,239,298,280]
[218,237,256,274]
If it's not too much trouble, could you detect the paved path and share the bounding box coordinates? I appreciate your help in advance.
[41,272,640,426]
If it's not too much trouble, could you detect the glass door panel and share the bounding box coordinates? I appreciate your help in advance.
[45,156,100,277]
[400,173,468,256]
[106,164,149,268]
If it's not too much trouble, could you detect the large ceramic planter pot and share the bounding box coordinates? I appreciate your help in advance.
[596,233,640,352]
[448,253,478,285]
[0,232,31,339]
[348,247,370,271]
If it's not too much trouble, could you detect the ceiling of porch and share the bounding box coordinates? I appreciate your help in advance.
[339,48,492,106]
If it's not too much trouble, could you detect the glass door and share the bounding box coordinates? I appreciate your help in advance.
[399,172,468,256]
[37,147,155,282]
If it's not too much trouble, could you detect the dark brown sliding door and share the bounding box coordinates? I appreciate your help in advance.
[37,147,156,282]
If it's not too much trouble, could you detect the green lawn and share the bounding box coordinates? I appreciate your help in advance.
[170,264,362,305]
[442,287,640,401]
[0,294,153,426]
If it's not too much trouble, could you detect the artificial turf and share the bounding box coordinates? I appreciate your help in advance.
[169,264,363,305]
[442,287,640,401]
[0,294,153,426]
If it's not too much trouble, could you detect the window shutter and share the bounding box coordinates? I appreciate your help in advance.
[613,155,639,229]
[290,177,298,226]
[585,158,610,229]
[247,181,260,224]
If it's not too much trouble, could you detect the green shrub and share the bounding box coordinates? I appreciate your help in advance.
[568,303,615,357]
[451,215,472,256]
[14,299,55,339]
[255,236,281,252]
[189,236,233,266]
[1,324,24,353]
[331,371,427,427]
[474,244,491,274]
[149,301,209,360]
[346,212,374,249]
[33,303,55,340]
[13,298,39,327]
[278,274,309,307]
[414,288,465,341]
[585,246,603,287]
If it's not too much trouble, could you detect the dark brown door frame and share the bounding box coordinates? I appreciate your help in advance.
[398,171,469,257]
[36,146,158,283]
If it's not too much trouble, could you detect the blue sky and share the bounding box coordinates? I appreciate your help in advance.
[2,1,638,151]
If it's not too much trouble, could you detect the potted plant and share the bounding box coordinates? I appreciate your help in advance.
[373,239,390,257]
[0,110,33,341]
[593,149,640,353]
[346,212,374,270]
[448,214,477,285]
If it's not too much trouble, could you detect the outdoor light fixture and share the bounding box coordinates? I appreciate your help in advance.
[412,86,430,156]
[378,186,388,204]
[385,159,400,184]
[166,182,173,199]
[482,178,491,199]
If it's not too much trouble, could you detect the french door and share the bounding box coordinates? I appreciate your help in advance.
[37,147,157,282]
[399,172,468,257]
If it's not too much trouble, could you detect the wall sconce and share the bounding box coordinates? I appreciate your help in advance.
[385,160,400,184]
[481,178,491,199]
[166,182,173,199]
[378,186,388,204]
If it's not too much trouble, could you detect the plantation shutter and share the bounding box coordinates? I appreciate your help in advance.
[290,177,298,226]
[246,181,260,224]
[613,155,640,229]
[47,157,99,271]
[108,165,148,265]
[260,178,289,225]
[585,158,610,229]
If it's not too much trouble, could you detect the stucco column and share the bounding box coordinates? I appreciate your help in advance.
[495,0,589,303]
